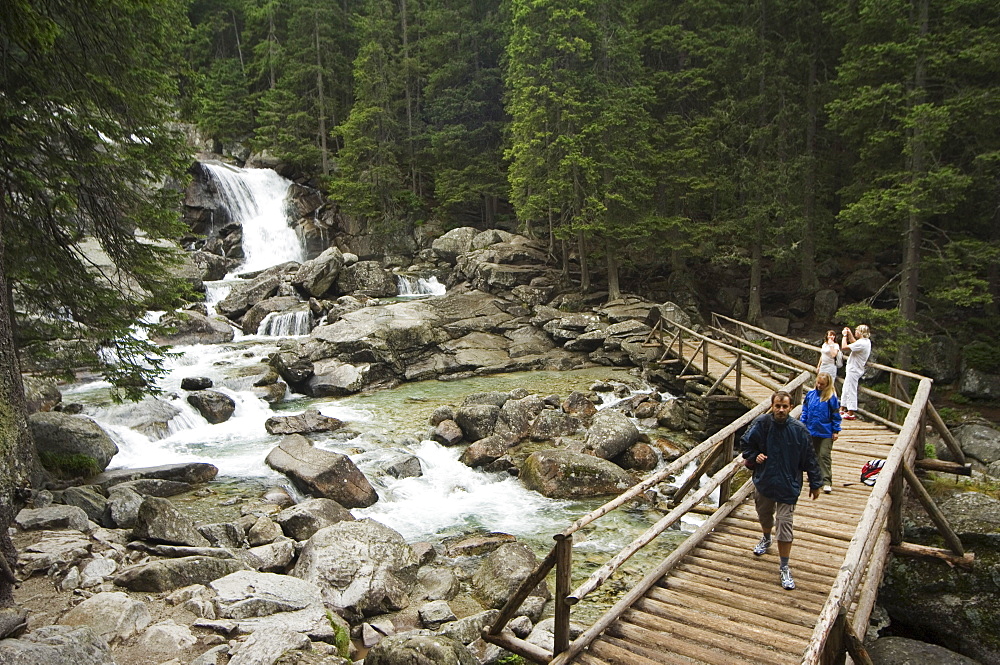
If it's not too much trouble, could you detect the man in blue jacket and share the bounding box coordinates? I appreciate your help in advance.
[740,390,823,590]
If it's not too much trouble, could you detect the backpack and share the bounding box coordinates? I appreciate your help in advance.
[860,459,885,486]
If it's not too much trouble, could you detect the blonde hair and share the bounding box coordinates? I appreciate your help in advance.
[855,324,870,339]
[817,372,836,402]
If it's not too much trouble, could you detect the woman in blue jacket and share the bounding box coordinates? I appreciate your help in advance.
[800,372,841,494]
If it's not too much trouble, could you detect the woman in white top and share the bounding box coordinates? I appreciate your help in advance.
[818,330,840,380]
[840,324,872,420]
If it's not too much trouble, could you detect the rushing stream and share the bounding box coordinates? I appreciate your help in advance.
[64,164,703,623]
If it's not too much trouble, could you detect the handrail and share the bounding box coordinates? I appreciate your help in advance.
[706,314,917,422]
[712,311,929,382]
[800,377,933,664]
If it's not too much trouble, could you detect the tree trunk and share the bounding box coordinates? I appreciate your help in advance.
[0,221,43,611]
[800,52,820,292]
[748,220,763,324]
[315,14,329,177]
[897,0,928,372]
[607,250,621,301]
[268,11,276,89]
[578,231,590,293]
[231,10,245,73]
[400,0,416,194]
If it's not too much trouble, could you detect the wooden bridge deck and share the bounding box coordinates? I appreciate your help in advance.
[565,335,897,665]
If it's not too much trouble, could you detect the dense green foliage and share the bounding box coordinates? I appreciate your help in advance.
[1,0,193,399]
[178,0,1000,356]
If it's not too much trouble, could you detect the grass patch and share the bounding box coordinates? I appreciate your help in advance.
[923,474,1000,502]
[38,451,101,479]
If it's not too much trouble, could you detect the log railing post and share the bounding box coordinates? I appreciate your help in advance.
[553,535,573,656]
[702,337,709,376]
[719,433,735,503]
[735,354,742,397]
[902,463,965,557]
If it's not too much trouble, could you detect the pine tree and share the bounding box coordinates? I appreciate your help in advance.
[828,0,1000,365]
[330,0,414,247]
[0,0,191,620]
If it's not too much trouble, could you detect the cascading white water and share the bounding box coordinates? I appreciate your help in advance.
[203,163,304,274]
[396,274,446,297]
[257,310,312,336]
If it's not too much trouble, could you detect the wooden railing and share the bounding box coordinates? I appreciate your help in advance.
[481,355,814,663]
[708,313,967,466]
[482,313,971,665]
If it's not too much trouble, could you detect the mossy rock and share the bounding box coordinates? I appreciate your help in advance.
[38,451,102,479]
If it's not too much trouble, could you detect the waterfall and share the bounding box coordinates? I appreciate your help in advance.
[203,163,304,274]
[257,310,312,336]
[396,275,446,297]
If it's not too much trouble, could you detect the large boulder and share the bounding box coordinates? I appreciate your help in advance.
[952,423,1000,467]
[228,627,311,665]
[59,592,151,644]
[337,261,399,298]
[293,246,345,298]
[151,310,234,346]
[22,375,62,413]
[366,632,476,665]
[459,436,508,468]
[292,519,418,622]
[307,358,375,396]
[186,390,236,424]
[265,434,378,508]
[431,227,479,264]
[471,542,550,610]
[868,636,981,665]
[210,569,327,630]
[133,497,212,547]
[493,395,545,443]
[521,450,637,498]
[454,404,500,442]
[959,367,1000,400]
[16,531,93,578]
[275,497,355,541]
[880,487,1000,665]
[529,410,583,441]
[15,506,90,532]
[94,463,219,488]
[264,408,345,436]
[242,295,304,336]
[216,272,281,321]
[113,556,246,592]
[191,249,238,281]
[0,625,115,665]
[29,412,118,476]
[583,409,641,460]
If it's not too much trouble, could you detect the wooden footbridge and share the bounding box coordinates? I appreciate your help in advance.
[483,313,973,665]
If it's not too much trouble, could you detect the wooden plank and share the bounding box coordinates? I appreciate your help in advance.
[658,574,819,628]
[608,619,759,665]
[665,570,825,617]
[646,586,815,641]
[619,608,803,665]
[682,552,834,593]
[589,635,689,665]
[673,561,831,602]
[695,539,843,578]
[632,596,810,652]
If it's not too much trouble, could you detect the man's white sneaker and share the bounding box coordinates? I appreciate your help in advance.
[753,536,772,556]
[823,485,833,494]
[780,565,795,590]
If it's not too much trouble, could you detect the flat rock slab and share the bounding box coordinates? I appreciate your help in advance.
[265,434,378,508]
